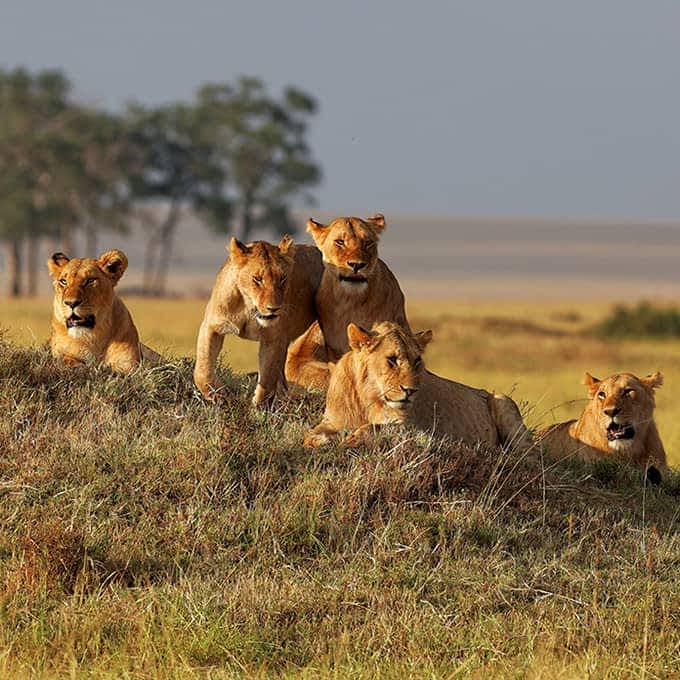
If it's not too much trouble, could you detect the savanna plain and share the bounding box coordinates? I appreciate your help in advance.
[1,296,678,678]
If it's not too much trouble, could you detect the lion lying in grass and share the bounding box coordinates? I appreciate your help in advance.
[286,213,409,390]
[304,322,532,452]
[47,250,158,373]
[194,235,323,407]
[539,371,668,481]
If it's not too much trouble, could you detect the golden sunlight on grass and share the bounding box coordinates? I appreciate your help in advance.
[2,296,679,466]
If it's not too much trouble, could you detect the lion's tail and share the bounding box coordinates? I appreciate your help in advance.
[489,392,533,455]
[285,321,331,391]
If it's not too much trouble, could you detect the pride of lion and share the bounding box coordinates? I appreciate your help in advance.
[44,213,670,481]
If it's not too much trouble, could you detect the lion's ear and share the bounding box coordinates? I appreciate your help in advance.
[47,252,70,277]
[366,213,386,232]
[98,250,128,284]
[641,371,663,391]
[347,323,374,351]
[306,218,327,243]
[583,372,601,397]
[414,329,433,352]
[278,234,295,256]
[229,237,252,263]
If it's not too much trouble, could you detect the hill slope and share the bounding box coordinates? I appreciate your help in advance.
[0,342,678,677]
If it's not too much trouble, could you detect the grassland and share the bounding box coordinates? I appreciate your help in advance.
[0,297,679,677]
[4,297,680,466]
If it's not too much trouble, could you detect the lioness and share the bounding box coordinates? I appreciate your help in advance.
[194,235,323,406]
[48,250,156,373]
[285,213,409,389]
[539,372,667,480]
[304,322,532,452]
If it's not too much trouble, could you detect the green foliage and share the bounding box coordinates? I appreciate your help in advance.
[0,66,321,297]
[591,301,680,338]
[0,339,678,677]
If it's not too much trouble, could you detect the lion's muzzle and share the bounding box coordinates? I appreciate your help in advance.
[606,420,635,442]
[65,313,96,329]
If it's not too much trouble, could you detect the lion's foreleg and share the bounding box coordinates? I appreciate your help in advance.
[303,420,341,448]
[253,337,288,407]
[194,320,227,401]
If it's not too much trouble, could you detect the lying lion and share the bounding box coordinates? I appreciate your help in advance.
[286,213,409,389]
[304,322,532,452]
[539,371,668,480]
[194,235,323,407]
[48,250,158,373]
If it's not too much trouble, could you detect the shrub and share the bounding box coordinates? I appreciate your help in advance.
[590,301,680,338]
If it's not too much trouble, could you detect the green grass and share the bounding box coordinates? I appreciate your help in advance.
[0,325,679,677]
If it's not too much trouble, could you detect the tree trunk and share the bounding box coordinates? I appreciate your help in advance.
[151,202,181,296]
[60,222,75,255]
[237,190,255,242]
[143,225,161,294]
[26,234,39,297]
[84,221,98,256]
[5,239,23,298]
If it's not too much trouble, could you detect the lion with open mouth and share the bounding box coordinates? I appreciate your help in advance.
[48,250,158,373]
[539,371,667,481]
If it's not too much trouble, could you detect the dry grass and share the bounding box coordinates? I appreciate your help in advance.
[3,296,679,466]
[0,296,679,677]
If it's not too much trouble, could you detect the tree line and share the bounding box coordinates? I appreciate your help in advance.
[0,67,321,297]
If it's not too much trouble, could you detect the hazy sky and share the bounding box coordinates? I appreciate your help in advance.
[2,1,680,219]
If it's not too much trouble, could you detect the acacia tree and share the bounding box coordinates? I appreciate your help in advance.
[126,103,230,295]
[196,77,321,241]
[0,67,74,296]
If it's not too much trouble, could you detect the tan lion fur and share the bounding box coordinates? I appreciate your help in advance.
[194,235,323,406]
[539,371,667,474]
[47,250,157,373]
[286,213,409,390]
[304,322,532,452]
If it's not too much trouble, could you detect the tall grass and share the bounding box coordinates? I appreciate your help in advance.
[1,340,678,677]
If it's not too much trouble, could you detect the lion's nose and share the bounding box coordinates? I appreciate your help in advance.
[401,386,418,398]
[348,261,366,273]
[64,299,82,309]
[604,406,621,417]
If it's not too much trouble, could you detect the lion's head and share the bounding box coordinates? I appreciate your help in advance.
[582,371,663,453]
[307,214,386,293]
[47,250,128,338]
[229,235,295,328]
[346,321,433,421]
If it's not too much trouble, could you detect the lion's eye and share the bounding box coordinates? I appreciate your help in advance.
[253,276,263,286]
[84,277,97,286]
[623,388,635,398]
[334,239,345,248]
[58,279,67,287]
[387,355,398,368]
[280,275,288,286]
[597,391,606,400]
[414,357,422,368]
[364,240,374,248]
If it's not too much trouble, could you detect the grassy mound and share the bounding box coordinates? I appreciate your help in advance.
[0,341,678,678]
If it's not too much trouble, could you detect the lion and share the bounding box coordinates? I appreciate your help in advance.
[539,371,668,481]
[47,250,158,373]
[194,235,323,406]
[303,321,532,453]
[285,213,409,390]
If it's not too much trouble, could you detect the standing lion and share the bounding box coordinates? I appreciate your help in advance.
[194,235,323,407]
